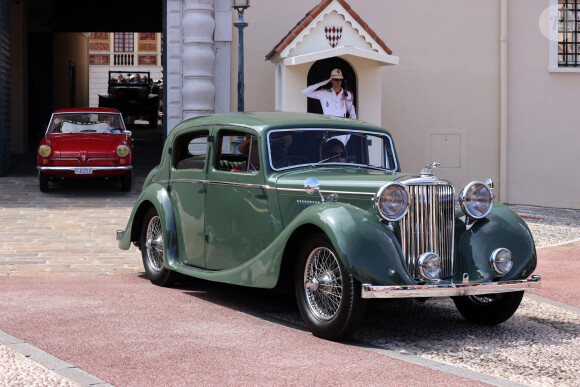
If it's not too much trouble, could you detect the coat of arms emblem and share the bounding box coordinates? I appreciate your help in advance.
[325,26,343,48]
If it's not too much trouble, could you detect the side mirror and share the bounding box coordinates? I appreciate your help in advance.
[304,177,320,195]
[304,177,325,203]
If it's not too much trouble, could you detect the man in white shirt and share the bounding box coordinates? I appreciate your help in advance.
[302,68,357,119]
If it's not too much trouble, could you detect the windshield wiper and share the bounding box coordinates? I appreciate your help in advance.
[315,154,344,165]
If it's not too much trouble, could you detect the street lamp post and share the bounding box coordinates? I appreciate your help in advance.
[232,0,250,112]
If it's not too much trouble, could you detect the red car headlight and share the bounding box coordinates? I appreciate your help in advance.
[116,145,130,158]
[38,145,52,158]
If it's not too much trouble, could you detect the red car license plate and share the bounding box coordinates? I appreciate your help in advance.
[75,168,93,175]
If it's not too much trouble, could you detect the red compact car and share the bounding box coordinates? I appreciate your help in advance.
[37,108,133,192]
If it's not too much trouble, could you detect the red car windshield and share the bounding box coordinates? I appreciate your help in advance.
[47,113,125,134]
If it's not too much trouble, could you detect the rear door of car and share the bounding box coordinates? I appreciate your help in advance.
[168,127,210,268]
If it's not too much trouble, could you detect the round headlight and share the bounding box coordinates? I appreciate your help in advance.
[116,145,130,158]
[490,248,513,275]
[418,252,441,280]
[38,145,52,158]
[375,182,409,221]
[459,181,493,219]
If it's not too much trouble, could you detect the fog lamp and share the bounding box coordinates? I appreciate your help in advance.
[418,252,441,280]
[490,248,513,275]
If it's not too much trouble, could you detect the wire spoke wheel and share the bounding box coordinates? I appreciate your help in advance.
[304,247,343,321]
[145,215,164,271]
[140,207,176,286]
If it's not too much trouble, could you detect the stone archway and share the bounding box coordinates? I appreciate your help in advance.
[306,57,357,118]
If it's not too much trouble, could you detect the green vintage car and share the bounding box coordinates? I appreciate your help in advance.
[117,111,541,340]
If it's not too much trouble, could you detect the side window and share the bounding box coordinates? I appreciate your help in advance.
[174,132,209,170]
[217,131,259,173]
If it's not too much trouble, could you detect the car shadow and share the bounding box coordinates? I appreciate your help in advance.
[136,272,307,331]
[135,272,580,352]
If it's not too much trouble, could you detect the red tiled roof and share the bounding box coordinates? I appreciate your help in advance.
[265,0,393,60]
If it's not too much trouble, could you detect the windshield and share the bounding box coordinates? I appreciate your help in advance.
[47,113,126,134]
[268,129,397,171]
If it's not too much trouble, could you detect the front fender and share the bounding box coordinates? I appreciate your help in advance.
[284,203,415,286]
[117,183,178,268]
[454,202,537,282]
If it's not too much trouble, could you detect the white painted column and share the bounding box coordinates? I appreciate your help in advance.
[166,1,231,134]
[166,0,185,133]
[182,0,215,120]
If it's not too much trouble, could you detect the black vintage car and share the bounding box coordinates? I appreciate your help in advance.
[99,71,159,128]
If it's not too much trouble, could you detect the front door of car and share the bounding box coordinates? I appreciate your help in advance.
[169,129,210,268]
[204,130,274,271]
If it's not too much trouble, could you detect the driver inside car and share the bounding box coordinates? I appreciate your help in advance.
[321,138,347,163]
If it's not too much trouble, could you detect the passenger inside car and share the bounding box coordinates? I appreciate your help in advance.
[231,134,259,172]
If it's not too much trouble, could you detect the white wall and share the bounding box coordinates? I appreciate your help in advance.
[506,0,580,209]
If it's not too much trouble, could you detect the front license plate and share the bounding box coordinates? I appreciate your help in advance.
[75,168,93,175]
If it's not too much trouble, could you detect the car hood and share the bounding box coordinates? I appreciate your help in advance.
[47,134,125,157]
[274,167,407,195]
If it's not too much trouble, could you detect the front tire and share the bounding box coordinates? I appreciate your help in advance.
[140,207,176,286]
[39,172,49,192]
[121,171,132,192]
[295,235,366,340]
[452,291,524,325]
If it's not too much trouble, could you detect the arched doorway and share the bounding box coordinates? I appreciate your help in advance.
[306,57,357,118]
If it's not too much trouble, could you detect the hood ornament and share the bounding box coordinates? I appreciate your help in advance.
[420,162,440,177]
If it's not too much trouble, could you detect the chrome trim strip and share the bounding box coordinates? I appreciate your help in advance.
[37,166,132,171]
[278,187,374,196]
[51,158,81,162]
[164,178,375,195]
[361,275,541,299]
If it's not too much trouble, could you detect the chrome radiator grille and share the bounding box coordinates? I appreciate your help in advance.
[400,183,455,279]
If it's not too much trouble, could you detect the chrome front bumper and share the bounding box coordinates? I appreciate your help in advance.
[38,166,132,171]
[361,275,541,299]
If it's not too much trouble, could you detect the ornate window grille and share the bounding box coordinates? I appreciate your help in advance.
[558,0,580,66]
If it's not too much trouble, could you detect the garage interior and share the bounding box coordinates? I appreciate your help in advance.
[1,0,163,176]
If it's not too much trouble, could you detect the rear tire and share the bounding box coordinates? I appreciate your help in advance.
[39,172,49,192]
[295,235,366,340]
[140,207,176,286]
[452,291,524,325]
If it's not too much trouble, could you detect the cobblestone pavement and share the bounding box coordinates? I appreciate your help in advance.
[1,150,579,385]
[0,176,142,277]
